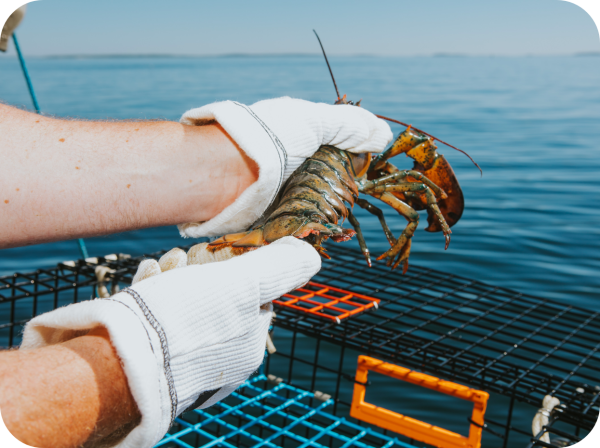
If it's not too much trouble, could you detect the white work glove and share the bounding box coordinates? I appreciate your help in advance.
[178,97,393,238]
[20,236,320,448]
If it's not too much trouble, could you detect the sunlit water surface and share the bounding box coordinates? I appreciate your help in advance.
[1,55,599,446]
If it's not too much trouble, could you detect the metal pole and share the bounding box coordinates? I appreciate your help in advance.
[12,32,40,113]
[502,389,516,448]
[12,32,89,259]
[77,238,89,259]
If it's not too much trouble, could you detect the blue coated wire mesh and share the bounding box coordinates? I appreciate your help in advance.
[158,374,420,448]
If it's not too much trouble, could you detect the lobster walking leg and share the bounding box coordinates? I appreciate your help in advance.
[366,170,447,200]
[355,198,396,246]
[365,181,451,250]
[366,191,419,272]
[347,210,371,267]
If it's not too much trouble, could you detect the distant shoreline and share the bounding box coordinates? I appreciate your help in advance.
[1,52,598,60]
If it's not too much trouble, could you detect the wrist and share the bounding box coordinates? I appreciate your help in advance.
[176,122,259,224]
[21,298,166,447]
[61,327,142,447]
[178,100,300,238]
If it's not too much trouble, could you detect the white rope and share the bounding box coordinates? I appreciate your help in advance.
[95,265,116,298]
[532,395,560,443]
[265,334,277,354]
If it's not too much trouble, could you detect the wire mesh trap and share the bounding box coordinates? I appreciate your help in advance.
[158,374,420,448]
[0,244,598,447]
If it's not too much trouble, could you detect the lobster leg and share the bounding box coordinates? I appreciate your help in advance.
[347,210,371,267]
[365,170,447,200]
[355,198,396,246]
[365,191,418,273]
[367,182,451,250]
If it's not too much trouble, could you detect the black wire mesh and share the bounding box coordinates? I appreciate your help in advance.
[268,244,600,447]
[274,245,600,409]
[0,252,141,349]
[0,243,598,447]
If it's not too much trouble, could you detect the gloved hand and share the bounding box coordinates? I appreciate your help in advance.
[178,97,393,238]
[21,236,320,448]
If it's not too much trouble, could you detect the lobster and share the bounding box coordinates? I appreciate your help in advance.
[192,32,479,273]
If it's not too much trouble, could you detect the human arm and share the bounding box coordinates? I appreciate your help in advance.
[0,103,259,249]
[0,327,141,448]
[0,98,392,248]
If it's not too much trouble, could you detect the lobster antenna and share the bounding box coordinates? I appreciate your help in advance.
[312,29,481,176]
[313,30,341,101]
[376,114,483,176]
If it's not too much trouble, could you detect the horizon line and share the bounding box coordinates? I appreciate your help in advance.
[2,51,599,59]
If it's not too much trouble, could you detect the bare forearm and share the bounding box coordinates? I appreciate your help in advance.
[0,328,140,448]
[0,104,258,248]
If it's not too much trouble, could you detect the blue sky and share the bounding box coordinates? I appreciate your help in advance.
[2,0,600,57]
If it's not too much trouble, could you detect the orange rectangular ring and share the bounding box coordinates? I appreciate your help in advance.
[351,356,489,448]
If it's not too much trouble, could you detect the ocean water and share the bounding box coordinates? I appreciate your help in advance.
[1,55,599,446]
[1,55,599,306]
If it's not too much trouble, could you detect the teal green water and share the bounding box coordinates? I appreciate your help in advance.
[1,55,599,446]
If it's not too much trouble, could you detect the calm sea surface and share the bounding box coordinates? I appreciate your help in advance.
[1,55,599,446]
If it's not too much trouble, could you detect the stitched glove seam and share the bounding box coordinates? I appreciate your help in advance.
[100,297,156,356]
[122,287,178,424]
[231,101,288,216]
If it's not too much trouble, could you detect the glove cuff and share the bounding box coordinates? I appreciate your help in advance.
[20,298,169,448]
[178,100,292,238]
[18,282,270,448]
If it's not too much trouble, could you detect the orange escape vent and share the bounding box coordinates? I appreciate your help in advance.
[274,281,380,324]
[351,356,489,448]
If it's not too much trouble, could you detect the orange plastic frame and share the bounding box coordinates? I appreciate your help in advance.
[351,356,489,448]
[274,281,380,324]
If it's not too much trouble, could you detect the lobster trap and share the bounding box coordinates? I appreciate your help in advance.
[1,244,598,448]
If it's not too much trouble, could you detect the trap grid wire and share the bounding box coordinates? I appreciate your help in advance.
[0,252,143,348]
[274,282,380,324]
[158,374,420,448]
[273,245,600,410]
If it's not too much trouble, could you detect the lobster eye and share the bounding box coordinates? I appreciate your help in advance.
[348,152,371,178]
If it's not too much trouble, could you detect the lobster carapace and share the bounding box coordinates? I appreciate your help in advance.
[201,33,478,273]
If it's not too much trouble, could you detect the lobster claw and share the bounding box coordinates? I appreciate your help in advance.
[418,154,464,232]
[378,127,465,232]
